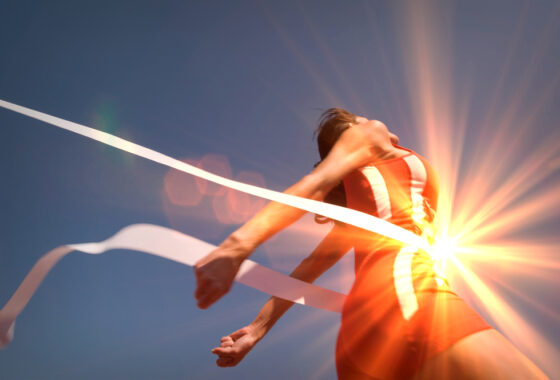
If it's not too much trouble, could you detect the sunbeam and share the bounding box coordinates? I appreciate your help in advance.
[391,1,560,377]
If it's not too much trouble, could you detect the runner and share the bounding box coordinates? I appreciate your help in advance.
[195,108,547,379]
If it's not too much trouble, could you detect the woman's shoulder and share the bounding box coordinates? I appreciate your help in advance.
[361,145,414,167]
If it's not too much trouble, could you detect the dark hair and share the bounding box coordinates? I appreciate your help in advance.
[313,108,357,224]
[315,107,356,160]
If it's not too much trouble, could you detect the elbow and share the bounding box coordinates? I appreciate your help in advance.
[286,173,332,201]
[303,173,338,201]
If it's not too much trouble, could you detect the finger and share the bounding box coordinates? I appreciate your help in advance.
[216,356,234,367]
[194,269,219,300]
[194,276,211,300]
[230,328,248,340]
[195,279,221,301]
[193,281,204,301]
[195,285,216,308]
[212,346,234,356]
[220,336,233,344]
[220,340,233,348]
[197,294,216,309]
[197,288,223,309]
[196,295,212,309]
[216,355,231,365]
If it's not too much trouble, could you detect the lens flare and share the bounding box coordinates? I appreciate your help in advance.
[164,158,203,206]
[195,153,233,196]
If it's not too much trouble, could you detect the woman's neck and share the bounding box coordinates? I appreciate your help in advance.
[373,144,408,162]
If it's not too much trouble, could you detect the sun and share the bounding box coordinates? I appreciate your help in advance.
[430,235,458,275]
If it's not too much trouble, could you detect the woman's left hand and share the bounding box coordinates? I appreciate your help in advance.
[211,325,261,367]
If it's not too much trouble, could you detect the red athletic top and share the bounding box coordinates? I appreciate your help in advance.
[342,146,439,271]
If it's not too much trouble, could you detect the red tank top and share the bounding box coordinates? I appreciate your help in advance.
[342,146,439,271]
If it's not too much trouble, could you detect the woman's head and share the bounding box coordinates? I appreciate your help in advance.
[315,108,399,161]
[315,108,357,160]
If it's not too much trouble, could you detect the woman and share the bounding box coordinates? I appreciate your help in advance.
[194,109,547,379]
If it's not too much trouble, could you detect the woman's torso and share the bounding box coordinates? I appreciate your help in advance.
[342,146,439,272]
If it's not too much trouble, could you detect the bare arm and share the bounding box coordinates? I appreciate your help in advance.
[211,223,353,367]
[194,124,376,308]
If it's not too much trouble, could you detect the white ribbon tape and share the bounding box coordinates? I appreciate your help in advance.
[0,224,346,348]
[0,99,429,252]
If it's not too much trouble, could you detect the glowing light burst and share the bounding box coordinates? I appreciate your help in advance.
[429,235,458,275]
[398,1,560,376]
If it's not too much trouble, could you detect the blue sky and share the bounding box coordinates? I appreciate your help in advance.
[1,1,559,379]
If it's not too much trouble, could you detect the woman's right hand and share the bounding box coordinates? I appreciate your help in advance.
[211,325,261,367]
[194,234,253,309]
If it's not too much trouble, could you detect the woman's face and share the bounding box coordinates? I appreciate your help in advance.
[353,116,400,145]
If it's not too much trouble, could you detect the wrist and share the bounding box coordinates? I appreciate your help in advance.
[223,231,257,259]
[247,321,268,341]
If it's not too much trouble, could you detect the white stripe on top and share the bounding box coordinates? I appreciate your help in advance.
[404,155,428,226]
[393,246,419,320]
[361,166,392,220]
[393,155,428,320]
